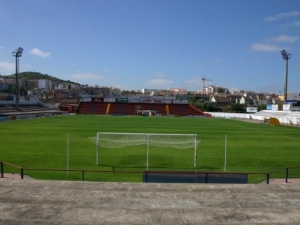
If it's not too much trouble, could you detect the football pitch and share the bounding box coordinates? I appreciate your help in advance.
[1,115,300,183]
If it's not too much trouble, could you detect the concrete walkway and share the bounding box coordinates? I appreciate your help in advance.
[1,179,300,224]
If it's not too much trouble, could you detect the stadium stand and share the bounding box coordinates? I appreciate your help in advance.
[77,102,108,114]
[168,104,208,116]
[109,102,136,115]
[17,105,51,112]
[0,99,67,120]
[76,102,209,117]
[0,105,54,115]
[0,105,18,113]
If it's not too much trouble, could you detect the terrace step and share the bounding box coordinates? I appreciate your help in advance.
[1,179,300,224]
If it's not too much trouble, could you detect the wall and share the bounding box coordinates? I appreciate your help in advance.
[208,111,300,126]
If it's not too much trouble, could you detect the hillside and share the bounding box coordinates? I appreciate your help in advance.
[0,72,78,84]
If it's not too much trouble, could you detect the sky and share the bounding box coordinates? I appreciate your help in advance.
[0,0,300,93]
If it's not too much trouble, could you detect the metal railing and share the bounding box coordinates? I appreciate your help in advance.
[1,161,300,184]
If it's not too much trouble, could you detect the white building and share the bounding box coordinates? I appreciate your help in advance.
[38,79,52,90]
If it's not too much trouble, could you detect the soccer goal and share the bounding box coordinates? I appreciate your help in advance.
[136,110,156,116]
[90,132,200,169]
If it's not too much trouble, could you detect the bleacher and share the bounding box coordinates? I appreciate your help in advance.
[135,103,167,116]
[168,104,207,116]
[0,105,51,114]
[108,103,135,115]
[17,105,51,112]
[0,105,19,114]
[77,102,108,114]
[76,102,207,117]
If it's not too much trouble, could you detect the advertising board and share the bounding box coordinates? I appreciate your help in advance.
[246,107,258,113]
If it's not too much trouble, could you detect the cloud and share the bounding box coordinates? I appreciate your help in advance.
[152,72,167,77]
[29,48,51,58]
[144,72,174,88]
[291,20,300,27]
[264,11,300,22]
[184,77,212,88]
[254,85,281,94]
[279,19,300,28]
[145,78,174,87]
[251,43,283,52]
[0,61,15,74]
[269,35,299,43]
[227,86,242,92]
[252,35,298,52]
[185,77,202,85]
[213,58,222,63]
[70,72,105,80]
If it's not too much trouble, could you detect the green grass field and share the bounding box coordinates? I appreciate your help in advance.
[1,115,300,183]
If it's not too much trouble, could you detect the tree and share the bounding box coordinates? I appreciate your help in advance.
[189,98,220,112]
[230,103,246,113]
[258,104,266,111]
[20,87,27,96]
[202,102,219,111]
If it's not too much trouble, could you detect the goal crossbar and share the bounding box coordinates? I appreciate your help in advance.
[90,132,200,169]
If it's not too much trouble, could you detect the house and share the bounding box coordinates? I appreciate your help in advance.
[271,97,282,104]
[240,96,253,105]
[211,96,231,107]
[204,85,229,94]
[257,94,271,105]
[226,93,243,104]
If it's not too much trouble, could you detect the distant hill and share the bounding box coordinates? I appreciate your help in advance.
[0,71,79,84]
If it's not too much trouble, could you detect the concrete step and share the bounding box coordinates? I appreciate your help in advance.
[1,179,300,224]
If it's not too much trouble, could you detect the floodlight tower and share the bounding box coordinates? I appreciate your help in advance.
[12,47,23,110]
[281,50,291,103]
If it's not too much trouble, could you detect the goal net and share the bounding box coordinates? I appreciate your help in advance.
[89,132,200,169]
[136,110,156,116]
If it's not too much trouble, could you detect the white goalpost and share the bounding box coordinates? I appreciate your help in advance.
[90,132,200,170]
